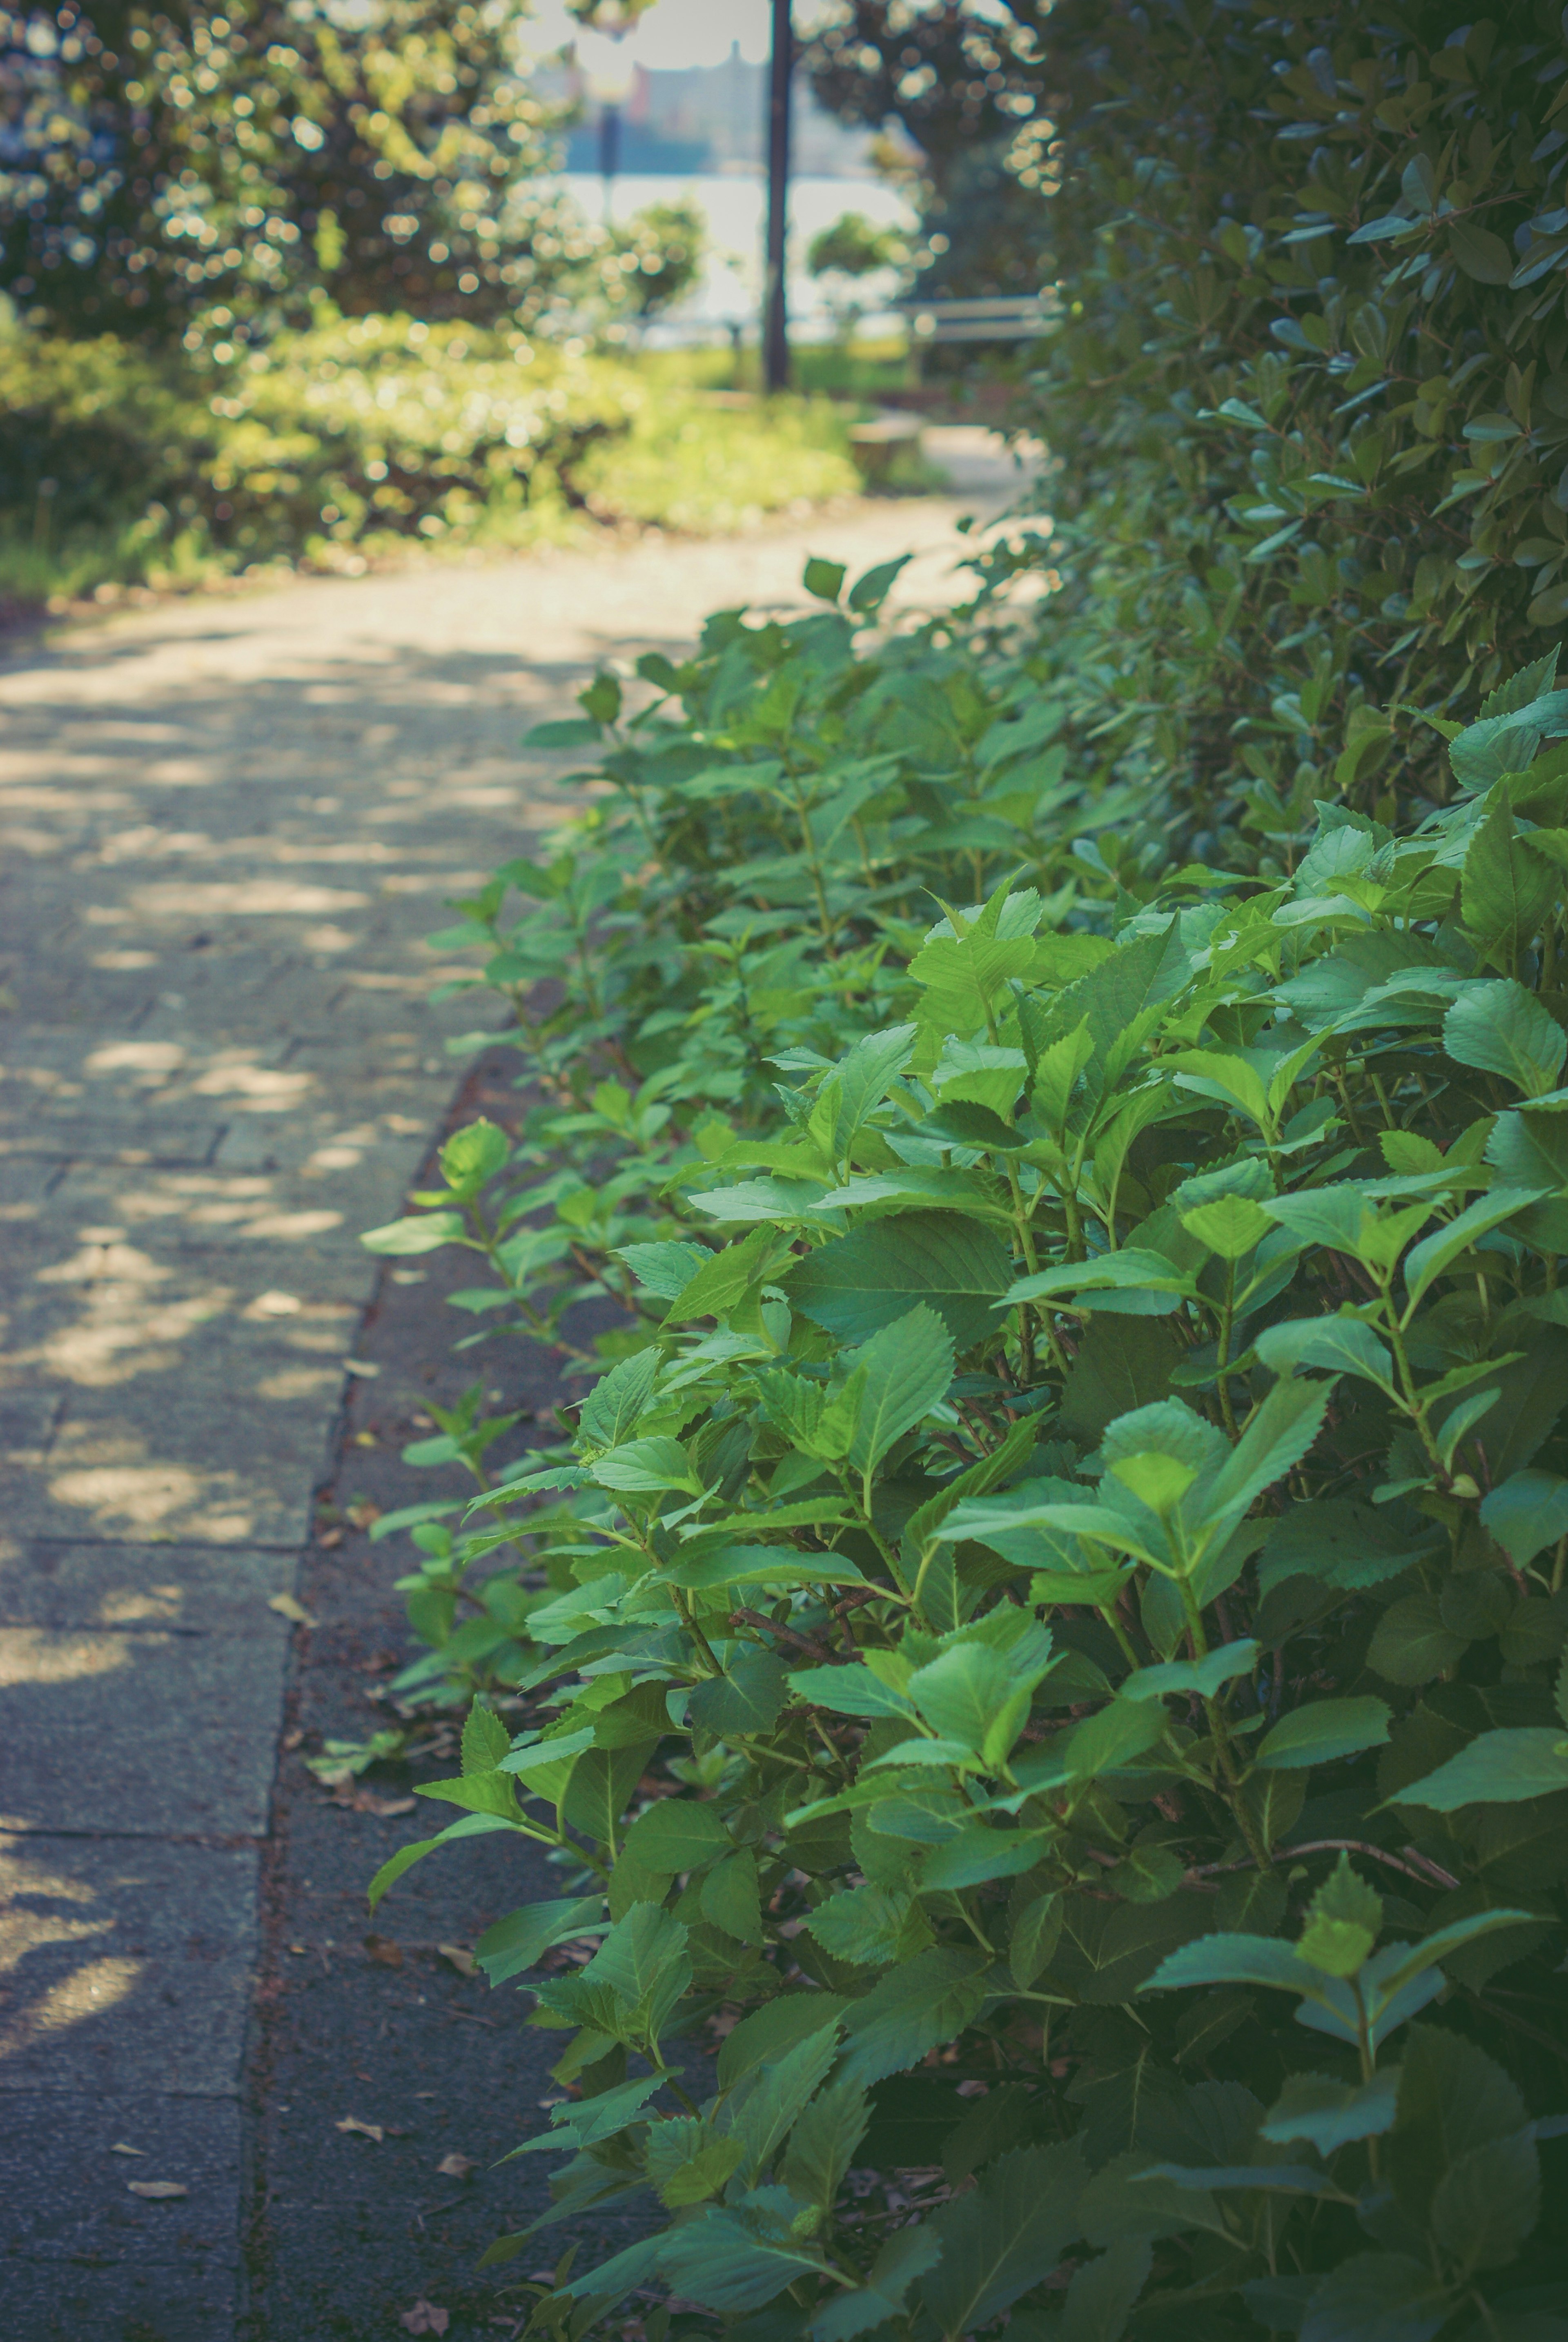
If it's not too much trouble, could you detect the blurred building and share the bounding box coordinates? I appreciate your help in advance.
[552,42,880,177]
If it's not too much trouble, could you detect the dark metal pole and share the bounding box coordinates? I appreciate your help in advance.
[599,102,621,223]
[763,0,792,394]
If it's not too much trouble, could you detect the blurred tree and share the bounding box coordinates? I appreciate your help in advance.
[604,197,702,324]
[563,0,657,24]
[806,207,905,340]
[802,0,1060,299]
[0,0,598,340]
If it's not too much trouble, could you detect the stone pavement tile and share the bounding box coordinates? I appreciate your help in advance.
[0,2257,236,2342]
[40,1158,411,1259]
[4,1399,341,1549]
[0,1836,259,2090]
[209,1099,442,1173]
[2,1282,360,1547]
[0,1387,67,1463]
[0,1621,289,1834]
[0,1116,226,1168]
[0,1153,65,1211]
[1,2079,240,2276]
[0,1536,295,1634]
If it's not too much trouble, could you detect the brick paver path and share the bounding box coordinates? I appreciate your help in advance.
[0,441,1030,2335]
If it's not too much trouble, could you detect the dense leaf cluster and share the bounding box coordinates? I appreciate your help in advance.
[994,0,1568,858]
[0,318,857,584]
[0,312,634,548]
[363,566,1568,2337]
[338,4,1568,2326]
[0,0,591,338]
[803,0,1056,304]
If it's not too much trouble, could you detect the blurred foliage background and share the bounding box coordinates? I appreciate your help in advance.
[7,0,1568,728]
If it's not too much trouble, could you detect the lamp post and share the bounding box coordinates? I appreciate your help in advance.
[762,0,793,394]
[576,29,638,225]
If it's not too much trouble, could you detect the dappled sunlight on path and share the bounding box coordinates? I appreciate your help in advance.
[0,443,1037,2333]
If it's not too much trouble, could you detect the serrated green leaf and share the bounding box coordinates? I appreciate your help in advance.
[846,1303,956,1477]
[811,2225,942,2342]
[1256,1696,1392,1772]
[1391,1727,1568,1809]
[1301,2253,1453,2342]
[1444,981,1568,1095]
[1261,2070,1400,2155]
[786,1212,1012,1348]
[837,1947,993,2087]
[922,2141,1087,2340]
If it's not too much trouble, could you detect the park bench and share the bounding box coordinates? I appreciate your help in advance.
[898,290,1062,345]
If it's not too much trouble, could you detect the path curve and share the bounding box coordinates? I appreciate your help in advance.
[0,434,1032,2336]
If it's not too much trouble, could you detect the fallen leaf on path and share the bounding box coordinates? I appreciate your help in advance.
[318,1527,344,1548]
[435,2151,477,2178]
[267,1593,318,1627]
[399,2306,449,2336]
[335,2115,384,2143]
[251,1290,301,1318]
[128,2181,187,2199]
[109,2142,144,2156]
[363,1933,404,1968]
[351,1430,379,1448]
[328,1787,415,1816]
[438,1942,477,1977]
[344,1358,381,1378]
[346,1498,382,1527]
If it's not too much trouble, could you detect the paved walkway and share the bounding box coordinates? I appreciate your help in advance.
[0,436,1033,2335]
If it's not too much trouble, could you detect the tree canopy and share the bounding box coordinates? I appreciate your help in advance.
[0,0,596,338]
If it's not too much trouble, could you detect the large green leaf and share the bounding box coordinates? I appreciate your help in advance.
[577,1348,661,1448]
[810,2225,942,2342]
[1430,2128,1541,2275]
[1255,1696,1392,1771]
[1206,1372,1334,1529]
[1299,2252,1453,2342]
[1058,1315,1182,1443]
[837,1947,993,2087]
[1444,978,1568,1095]
[921,2141,1087,2340]
[1058,2238,1153,2342]
[782,2074,871,2213]
[1479,1468,1568,1567]
[1387,2023,1531,2223]
[1403,1188,1548,1312]
[846,1304,956,1476]
[1459,805,1561,960]
[718,1994,849,2090]
[1368,1592,1472,1687]
[724,2022,842,2183]
[1143,1930,1314,1992]
[689,1646,792,1738]
[1256,1312,1395,1389]
[473,1894,607,1985]
[1261,2070,1400,2156]
[1391,1727,1568,1810]
[619,1797,731,1872]
[657,2208,827,2314]
[786,1211,1012,1348]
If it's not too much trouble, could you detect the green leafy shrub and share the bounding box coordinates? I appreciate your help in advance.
[0,319,860,594]
[572,396,860,537]
[365,568,1568,2334]
[985,0,1568,860]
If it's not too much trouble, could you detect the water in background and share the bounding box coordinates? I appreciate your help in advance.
[557,171,917,342]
